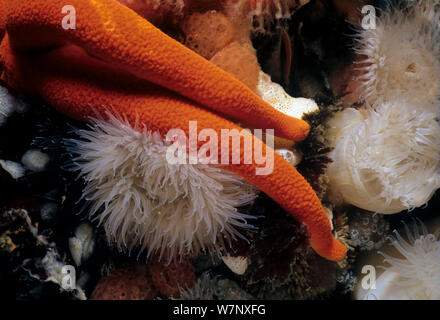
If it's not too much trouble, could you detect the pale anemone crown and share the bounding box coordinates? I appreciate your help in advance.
[377,220,440,300]
[354,1,440,107]
[69,113,258,261]
[326,101,440,214]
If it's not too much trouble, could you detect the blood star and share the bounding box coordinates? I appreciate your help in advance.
[0,0,346,261]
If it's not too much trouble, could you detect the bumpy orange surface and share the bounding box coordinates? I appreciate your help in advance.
[1,0,307,141]
[0,0,346,261]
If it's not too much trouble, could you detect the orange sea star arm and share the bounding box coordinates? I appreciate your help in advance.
[0,36,346,261]
[1,0,309,142]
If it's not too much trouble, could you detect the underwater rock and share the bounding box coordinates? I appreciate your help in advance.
[216,278,255,300]
[179,272,254,300]
[242,201,341,299]
[39,202,58,222]
[191,254,222,274]
[0,209,85,300]
[40,248,87,300]
[179,272,219,300]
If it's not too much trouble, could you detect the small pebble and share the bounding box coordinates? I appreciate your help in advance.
[21,149,50,172]
[221,255,249,275]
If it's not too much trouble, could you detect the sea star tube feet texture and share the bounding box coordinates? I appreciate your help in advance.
[0,0,346,261]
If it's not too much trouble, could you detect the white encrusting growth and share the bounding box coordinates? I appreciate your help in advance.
[69,113,258,260]
[256,71,319,119]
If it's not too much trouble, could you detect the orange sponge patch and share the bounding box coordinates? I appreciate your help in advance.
[181,10,237,59]
[210,42,261,92]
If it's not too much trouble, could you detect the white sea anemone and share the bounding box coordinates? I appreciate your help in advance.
[326,100,440,214]
[68,113,258,261]
[356,220,440,300]
[354,1,440,107]
[407,0,440,21]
